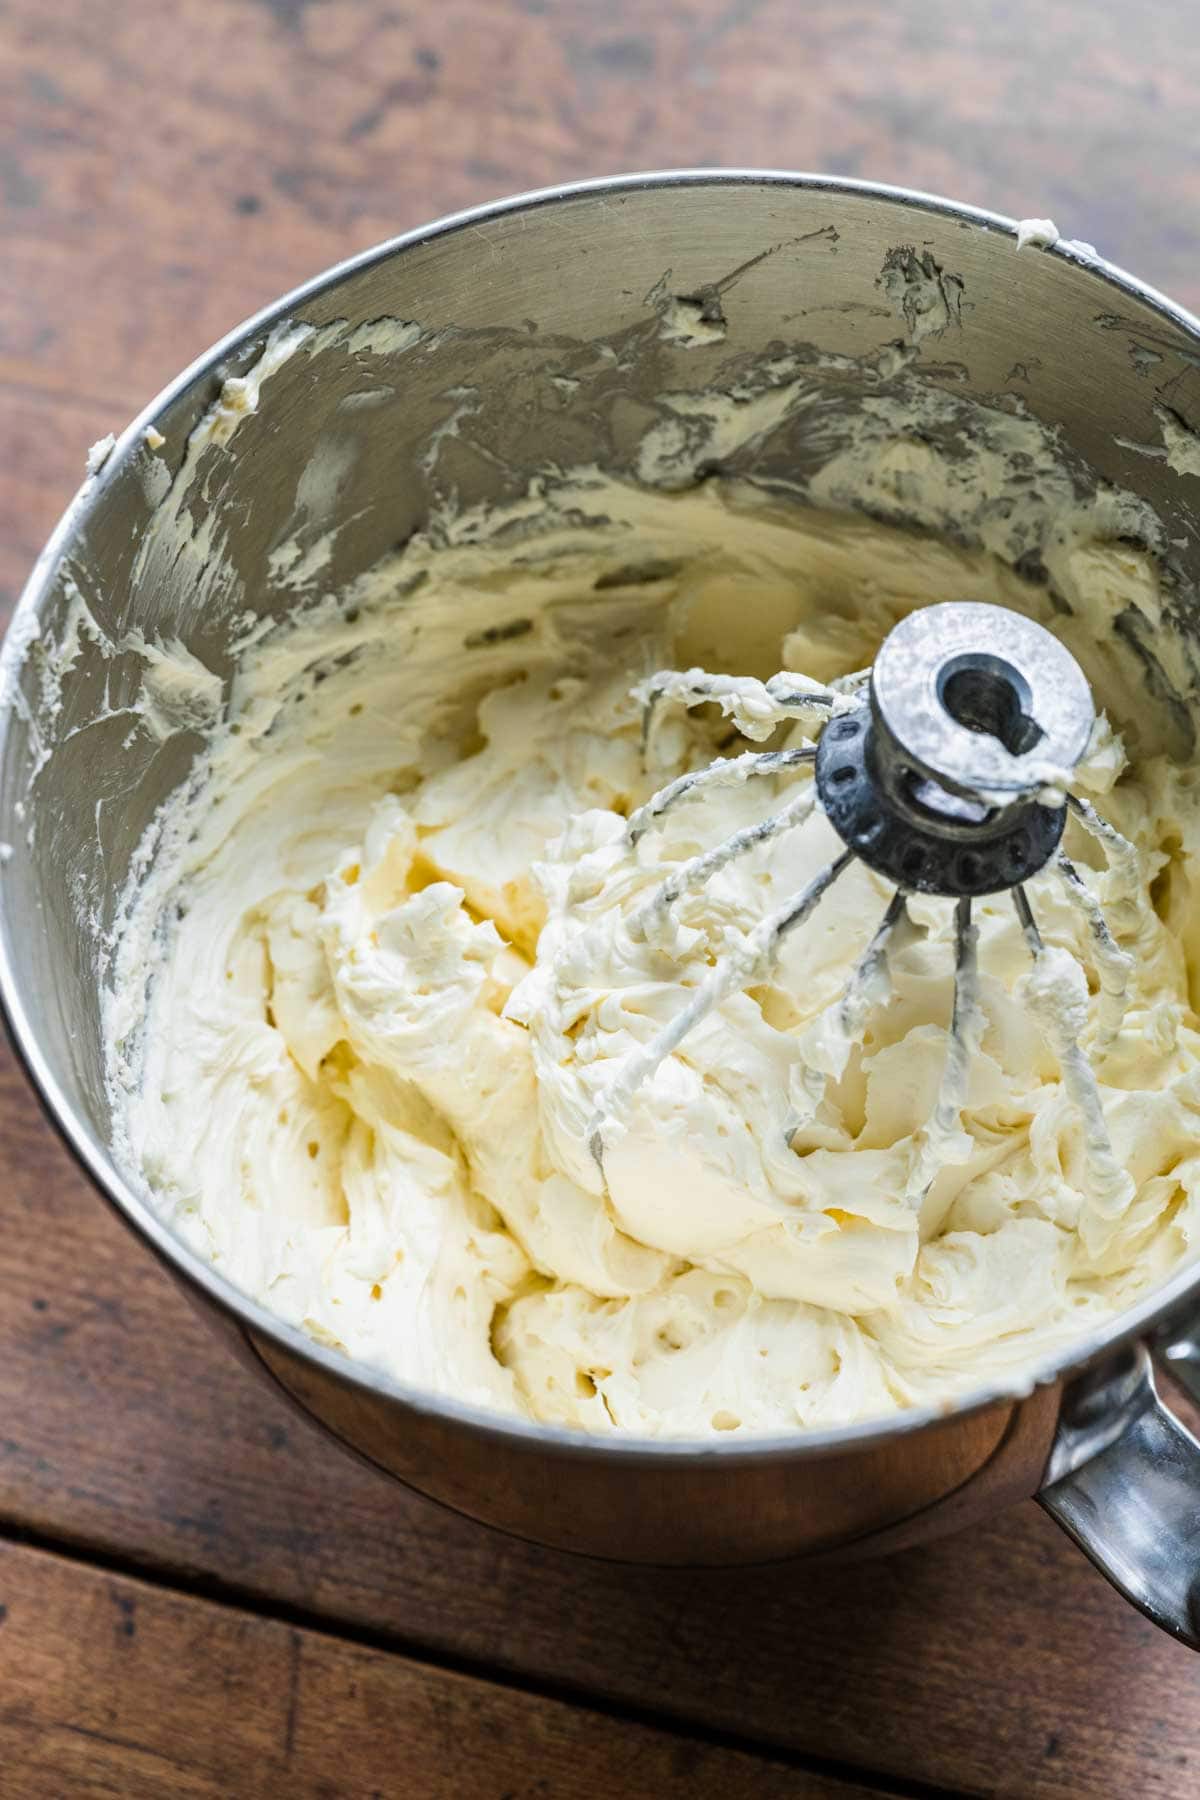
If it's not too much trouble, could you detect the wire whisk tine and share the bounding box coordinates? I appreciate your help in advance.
[588,850,855,1162]
[791,888,911,1132]
[627,779,819,941]
[1013,884,1134,1226]
[1066,794,1141,890]
[1054,853,1134,1052]
[625,745,816,846]
[838,888,910,1043]
[905,895,984,1204]
[639,667,837,754]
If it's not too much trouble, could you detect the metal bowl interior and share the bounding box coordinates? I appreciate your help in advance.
[6,170,1200,1508]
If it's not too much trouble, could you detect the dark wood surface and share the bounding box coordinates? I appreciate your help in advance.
[2,1541,906,1800]
[5,2,1200,1795]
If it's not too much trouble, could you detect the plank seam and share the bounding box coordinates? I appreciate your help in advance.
[0,1514,979,1800]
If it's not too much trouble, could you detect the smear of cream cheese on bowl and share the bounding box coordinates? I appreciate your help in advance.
[77,301,1200,1442]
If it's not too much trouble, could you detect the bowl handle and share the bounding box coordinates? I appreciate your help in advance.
[1038,1340,1200,1648]
[1157,1317,1200,1409]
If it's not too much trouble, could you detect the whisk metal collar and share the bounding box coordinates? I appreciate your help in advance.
[816,602,1094,897]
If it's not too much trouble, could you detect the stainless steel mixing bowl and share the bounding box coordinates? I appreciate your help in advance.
[8,172,1200,1647]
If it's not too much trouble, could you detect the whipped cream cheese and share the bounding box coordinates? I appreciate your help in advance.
[107,476,1200,1437]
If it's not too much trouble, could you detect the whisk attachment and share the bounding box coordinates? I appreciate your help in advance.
[583,599,1134,1206]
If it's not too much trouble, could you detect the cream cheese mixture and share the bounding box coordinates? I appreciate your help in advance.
[106,468,1200,1437]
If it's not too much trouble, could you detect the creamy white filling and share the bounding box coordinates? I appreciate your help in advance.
[1015,218,1060,253]
[108,481,1200,1437]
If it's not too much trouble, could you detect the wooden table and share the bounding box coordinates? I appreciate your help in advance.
[5,2,1200,1793]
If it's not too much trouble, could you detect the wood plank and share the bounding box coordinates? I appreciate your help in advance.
[0,386,116,613]
[3,1036,1200,1800]
[0,1539,895,1800]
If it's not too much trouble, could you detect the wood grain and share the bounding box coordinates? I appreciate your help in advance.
[6,1,1200,1796]
[0,1539,899,1799]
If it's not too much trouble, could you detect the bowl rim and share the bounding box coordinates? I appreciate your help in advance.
[6,165,1200,1469]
